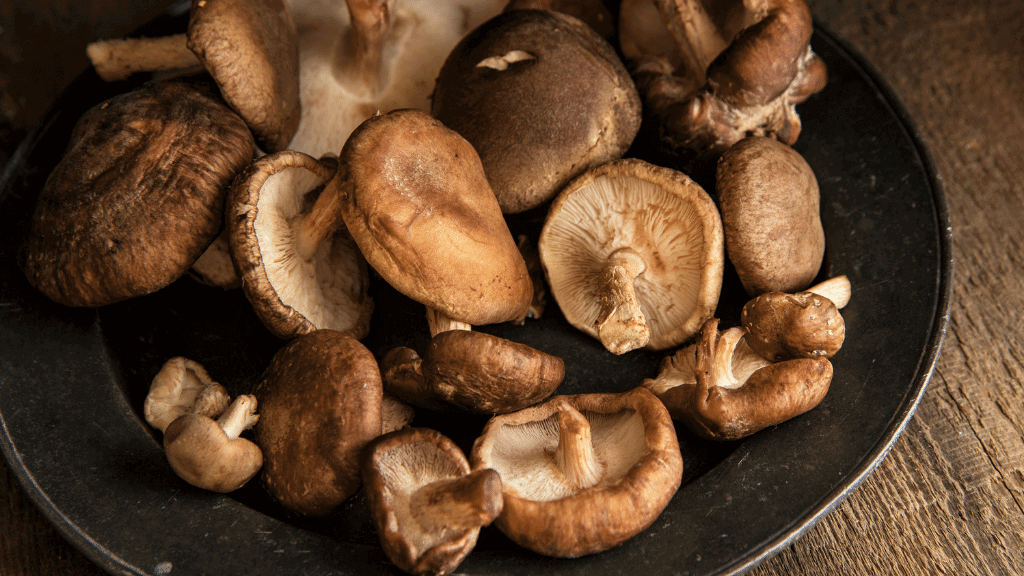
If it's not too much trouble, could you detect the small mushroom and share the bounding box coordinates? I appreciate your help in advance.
[363,428,503,576]
[86,0,301,152]
[430,9,641,214]
[740,276,849,362]
[20,81,255,308]
[538,158,724,354]
[144,357,231,433]
[330,109,533,328]
[471,388,683,557]
[643,317,832,440]
[382,330,564,414]
[717,136,825,296]
[163,394,263,493]
[227,149,373,340]
[188,231,241,289]
[619,0,827,164]
[251,329,382,516]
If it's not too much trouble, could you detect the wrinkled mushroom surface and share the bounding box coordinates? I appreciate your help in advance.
[741,287,846,361]
[539,158,724,354]
[21,81,255,307]
[144,357,231,433]
[471,387,683,557]
[363,427,503,576]
[228,149,373,340]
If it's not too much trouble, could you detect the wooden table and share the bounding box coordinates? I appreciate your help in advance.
[2,0,1021,574]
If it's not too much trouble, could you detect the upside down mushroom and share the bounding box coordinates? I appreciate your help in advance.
[144,357,231,433]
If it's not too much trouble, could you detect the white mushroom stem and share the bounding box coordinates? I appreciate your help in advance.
[807,275,851,309]
[596,247,651,355]
[650,0,730,84]
[86,34,201,82]
[216,395,260,439]
[409,468,503,533]
[295,181,347,261]
[335,0,404,100]
[551,399,605,490]
[425,307,472,337]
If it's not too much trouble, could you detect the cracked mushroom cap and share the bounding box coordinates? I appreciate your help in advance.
[20,81,255,308]
[381,330,564,414]
[470,387,683,557]
[643,317,832,440]
[431,9,641,214]
[252,329,383,516]
[363,427,503,576]
[538,158,724,354]
[228,149,373,340]
[331,109,532,326]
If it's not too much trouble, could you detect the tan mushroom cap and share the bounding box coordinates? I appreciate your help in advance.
[363,427,503,576]
[471,388,682,557]
[228,150,373,340]
[252,329,382,516]
[20,81,255,308]
[539,158,724,354]
[332,109,532,326]
[144,357,231,433]
[644,318,832,440]
[740,287,846,361]
[430,9,641,214]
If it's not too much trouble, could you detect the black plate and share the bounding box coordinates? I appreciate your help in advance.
[0,5,952,576]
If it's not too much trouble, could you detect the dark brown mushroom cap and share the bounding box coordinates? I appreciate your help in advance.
[716,136,824,296]
[227,150,373,340]
[431,9,641,214]
[648,318,832,441]
[252,329,382,516]
[363,427,503,576]
[332,109,532,326]
[741,290,846,361]
[502,0,615,39]
[188,0,301,152]
[471,387,683,557]
[20,81,254,308]
[382,330,564,414]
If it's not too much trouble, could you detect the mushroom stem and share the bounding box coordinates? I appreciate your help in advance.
[426,307,472,337]
[596,248,651,355]
[409,468,504,534]
[650,0,729,84]
[551,399,605,490]
[216,395,260,440]
[295,181,346,262]
[335,0,402,100]
[86,34,201,82]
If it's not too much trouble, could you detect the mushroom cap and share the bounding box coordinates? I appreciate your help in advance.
[502,0,615,39]
[332,109,532,326]
[187,0,301,152]
[740,290,846,361]
[20,81,255,307]
[363,427,502,576]
[144,356,231,433]
[252,329,383,516]
[539,158,724,351]
[470,387,683,557]
[163,398,264,493]
[431,9,641,214]
[646,318,833,440]
[717,136,824,296]
[228,150,373,340]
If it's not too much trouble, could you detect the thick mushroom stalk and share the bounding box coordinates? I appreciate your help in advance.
[409,469,504,534]
[87,34,200,81]
[551,399,606,490]
[596,248,651,354]
[294,175,347,262]
[336,0,402,100]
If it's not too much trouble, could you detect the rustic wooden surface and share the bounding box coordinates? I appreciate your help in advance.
[1,0,1021,574]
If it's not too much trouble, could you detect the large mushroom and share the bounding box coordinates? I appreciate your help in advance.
[643,317,832,440]
[251,329,383,516]
[227,150,373,340]
[430,9,641,214]
[87,0,301,152]
[328,109,533,330]
[471,388,683,557]
[363,428,503,576]
[538,158,724,354]
[20,81,255,308]
[618,0,827,165]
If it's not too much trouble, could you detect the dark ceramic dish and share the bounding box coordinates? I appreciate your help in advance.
[0,4,952,576]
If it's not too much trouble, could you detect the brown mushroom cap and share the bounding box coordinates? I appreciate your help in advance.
[251,329,383,516]
[144,357,231,433]
[382,330,564,414]
[740,289,846,361]
[331,109,532,326]
[539,158,724,354]
[645,318,832,440]
[363,427,503,576]
[20,81,255,308]
[717,136,825,296]
[228,149,373,340]
[431,9,641,214]
[502,0,615,39]
[471,387,683,557]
